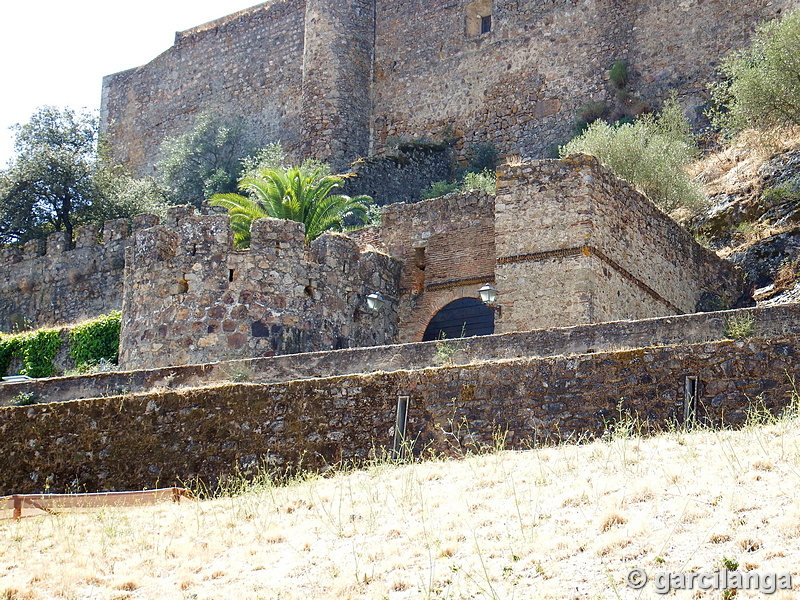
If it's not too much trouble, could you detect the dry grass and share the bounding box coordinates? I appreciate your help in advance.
[3,419,800,599]
[691,126,800,198]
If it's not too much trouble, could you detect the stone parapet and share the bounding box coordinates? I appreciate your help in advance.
[0,218,141,332]
[119,207,401,369]
[4,302,796,408]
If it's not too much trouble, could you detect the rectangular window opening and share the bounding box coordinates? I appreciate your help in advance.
[228,269,235,282]
[480,14,492,34]
[392,395,410,460]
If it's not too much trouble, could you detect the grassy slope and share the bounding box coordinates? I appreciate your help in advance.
[2,413,800,600]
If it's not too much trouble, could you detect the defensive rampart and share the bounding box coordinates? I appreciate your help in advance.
[118,206,400,370]
[0,216,156,333]
[0,325,796,494]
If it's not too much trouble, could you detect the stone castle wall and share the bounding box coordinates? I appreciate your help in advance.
[103,0,800,173]
[371,0,799,159]
[5,303,799,408]
[1,330,797,494]
[100,0,306,175]
[300,0,375,170]
[0,217,158,333]
[119,206,400,370]
[339,144,455,206]
[493,155,743,333]
[1,156,742,358]
[350,189,497,342]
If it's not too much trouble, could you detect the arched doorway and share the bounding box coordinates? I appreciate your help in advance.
[421,297,495,341]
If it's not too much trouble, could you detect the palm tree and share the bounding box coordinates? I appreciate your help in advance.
[210,167,371,247]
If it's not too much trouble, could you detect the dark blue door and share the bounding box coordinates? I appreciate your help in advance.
[422,297,495,341]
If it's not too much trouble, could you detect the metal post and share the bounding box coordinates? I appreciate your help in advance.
[392,395,410,459]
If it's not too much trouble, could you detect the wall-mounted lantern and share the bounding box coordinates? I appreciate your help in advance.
[366,292,386,312]
[478,284,498,305]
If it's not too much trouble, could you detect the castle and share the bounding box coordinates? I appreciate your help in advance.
[101,0,797,174]
[4,1,800,495]
[1,155,742,370]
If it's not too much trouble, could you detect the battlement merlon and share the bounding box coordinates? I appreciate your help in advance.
[128,206,393,270]
[1,218,136,268]
[0,217,139,333]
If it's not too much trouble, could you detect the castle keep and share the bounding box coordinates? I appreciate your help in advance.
[101,0,797,174]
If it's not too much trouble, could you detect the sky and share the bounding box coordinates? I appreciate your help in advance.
[0,1,262,168]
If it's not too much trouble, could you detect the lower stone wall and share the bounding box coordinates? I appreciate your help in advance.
[0,331,797,494]
[4,303,800,407]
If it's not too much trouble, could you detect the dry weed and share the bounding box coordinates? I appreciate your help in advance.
[2,420,800,598]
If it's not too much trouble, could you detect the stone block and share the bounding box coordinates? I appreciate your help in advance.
[46,232,69,255]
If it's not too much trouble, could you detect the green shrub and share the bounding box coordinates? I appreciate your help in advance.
[762,178,800,205]
[560,97,703,213]
[11,392,37,406]
[724,313,756,340]
[18,328,61,378]
[710,9,800,134]
[422,180,460,200]
[0,311,121,379]
[460,170,496,194]
[609,60,628,87]
[0,335,20,377]
[574,101,609,133]
[421,169,497,200]
[69,311,122,369]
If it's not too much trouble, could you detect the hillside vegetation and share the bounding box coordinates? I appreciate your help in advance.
[2,411,800,599]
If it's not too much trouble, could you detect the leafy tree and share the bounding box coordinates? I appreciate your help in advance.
[560,97,702,213]
[710,9,800,134]
[155,113,262,207]
[91,153,171,223]
[0,107,171,246]
[0,107,97,245]
[210,167,372,246]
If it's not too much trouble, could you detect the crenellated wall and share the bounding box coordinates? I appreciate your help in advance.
[1,155,744,361]
[0,216,158,333]
[118,206,401,370]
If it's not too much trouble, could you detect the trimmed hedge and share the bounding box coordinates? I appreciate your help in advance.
[0,336,20,377]
[0,311,121,379]
[19,329,61,378]
[69,310,121,368]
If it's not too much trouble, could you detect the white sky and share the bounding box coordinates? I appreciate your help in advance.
[0,1,263,167]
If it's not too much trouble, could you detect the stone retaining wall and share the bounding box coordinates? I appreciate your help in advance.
[3,303,798,406]
[1,316,797,494]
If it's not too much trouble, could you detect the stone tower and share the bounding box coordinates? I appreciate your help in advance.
[301,0,376,171]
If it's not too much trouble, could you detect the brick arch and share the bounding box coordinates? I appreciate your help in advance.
[400,281,493,343]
